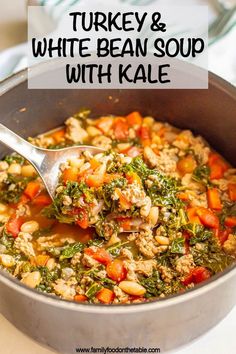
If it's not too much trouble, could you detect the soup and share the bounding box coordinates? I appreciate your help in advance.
[0,110,235,304]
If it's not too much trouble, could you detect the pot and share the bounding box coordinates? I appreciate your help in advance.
[0,68,235,353]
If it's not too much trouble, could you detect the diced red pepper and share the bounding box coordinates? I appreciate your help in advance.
[19,194,30,205]
[139,126,151,146]
[192,267,211,284]
[113,118,129,141]
[6,216,23,238]
[215,228,231,245]
[73,208,89,229]
[126,112,142,127]
[74,294,87,302]
[182,266,211,286]
[208,153,228,180]
[86,174,104,188]
[187,207,202,225]
[207,188,222,210]
[32,194,52,207]
[96,288,115,304]
[62,167,78,184]
[228,183,236,202]
[117,217,132,231]
[51,129,65,143]
[84,247,112,266]
[224,216,236,228]
[196,207,219,229]
[106,259,127,282]
[24,181,41,200]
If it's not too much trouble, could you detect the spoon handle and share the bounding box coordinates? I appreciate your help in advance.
[0,123,45,169]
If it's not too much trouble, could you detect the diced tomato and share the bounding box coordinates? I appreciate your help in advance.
[177,155,196,175]
[181,272,194,286]
[107,259,127,282]
[19,194,30,205]
[209,164,224,180]
[6,216,23,238]
[32,194,52,207]
[75,209,89,229]
[74,294,88,302]
[126,112,142,127]
[115,189,132,210]
[96,288,115,304]
[139,125,151,146]
[125,146,141,158]
[208,153,228,180]
[215,228,231,245]
[125,172,142,185]
[224,216,236,228]
[182,266,211,285]
[196,207,219,229]
[192,267,211,284]
[84,247,112,266]
[24,181,41,200]
[117,217,132,231]
[113,118,129,141]
[228,183,236,202]
[207,188,222,210]
[51,129,65,143]
[62,167,78,184]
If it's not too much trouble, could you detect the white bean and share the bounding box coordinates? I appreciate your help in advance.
[86,126,102,137]
[8,163,21,175]
[0,254,15,267]
[155,236,170,245]
[119,281,146,296]
[21,165,37,177]
[147,206,159,226]
[21,271,41,288]
[20,221,39,234]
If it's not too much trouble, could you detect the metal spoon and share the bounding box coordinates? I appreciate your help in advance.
[0,124,158,233]
[0,123,104,199]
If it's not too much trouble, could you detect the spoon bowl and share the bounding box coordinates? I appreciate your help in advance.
[0,123,105,198]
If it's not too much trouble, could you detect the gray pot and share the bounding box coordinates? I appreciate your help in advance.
[0,69,235,353]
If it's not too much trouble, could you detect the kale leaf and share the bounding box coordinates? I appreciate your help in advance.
[192,165,211,186]
[0,174,34,204]
[59,242,85,261]
[170,237,185,254]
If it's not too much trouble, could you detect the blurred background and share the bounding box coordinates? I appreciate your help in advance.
[0,0,235,84]
[0,0,27,51]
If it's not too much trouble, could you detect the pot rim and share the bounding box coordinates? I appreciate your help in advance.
[0,68,236,314]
